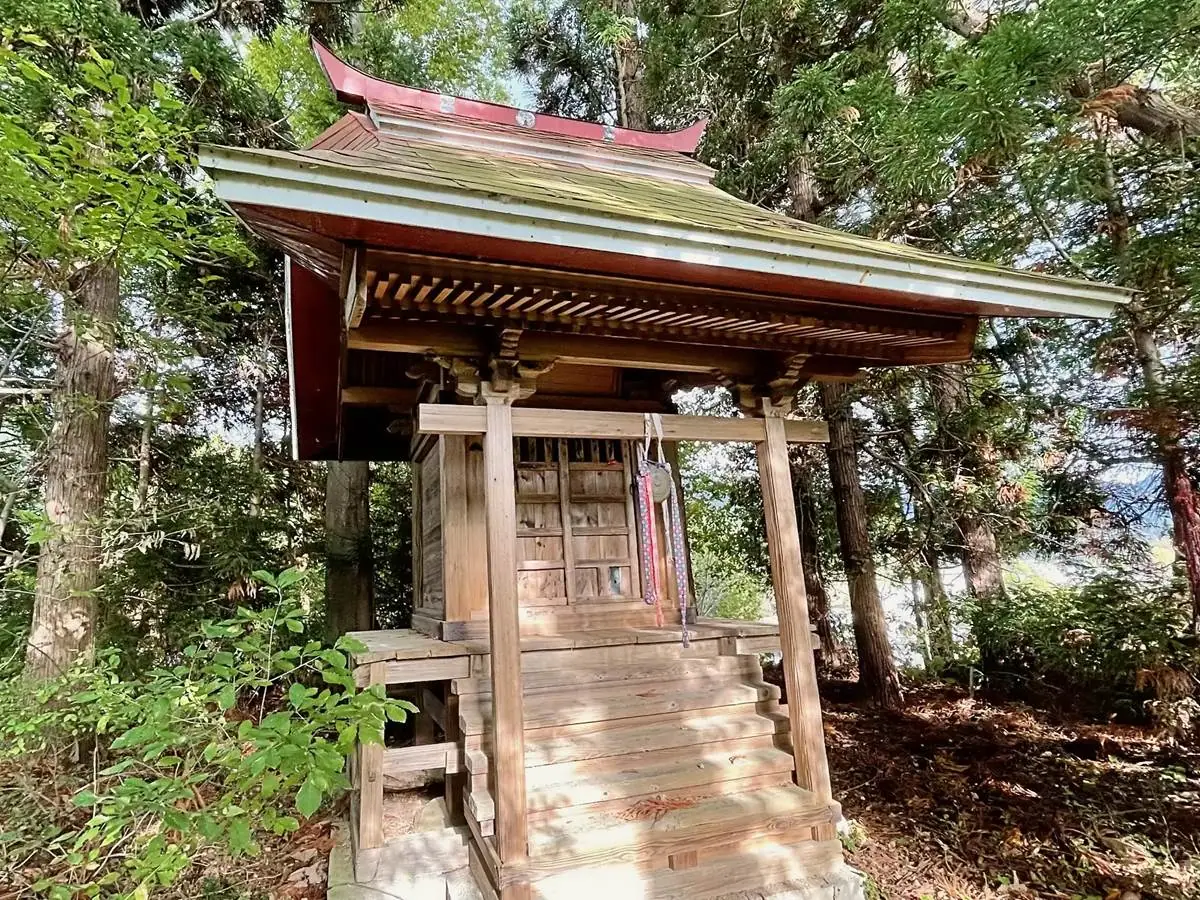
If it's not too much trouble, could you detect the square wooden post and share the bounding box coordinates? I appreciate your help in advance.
[481,386,531,895]
[356,662,386,850]
[755,400,833,805]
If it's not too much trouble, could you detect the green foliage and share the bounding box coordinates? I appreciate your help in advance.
[692,550,766,620]
[0,569,412,899]
[973,573,1198,719]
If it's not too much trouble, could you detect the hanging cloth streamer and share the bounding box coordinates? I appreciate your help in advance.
[633,441,663,626]
[632,414,690,646]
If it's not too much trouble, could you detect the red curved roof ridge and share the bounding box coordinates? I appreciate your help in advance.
[312,38,707,154]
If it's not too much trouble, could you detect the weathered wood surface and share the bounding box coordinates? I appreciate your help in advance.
[381,741,463,777]
[418,404,829,444]
[355,662,386,851]
[347,628,470,664]
[757,402,834,804]
[482,394,530,867]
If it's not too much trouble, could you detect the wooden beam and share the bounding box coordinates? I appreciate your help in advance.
[347,323,779,377]
[421,686,447,732]
[418,404,829,444]
[756,400,833,804]
[340,385,419,406]
[343,247,369,328]
[381,741,464,776]
[481,387,531,872]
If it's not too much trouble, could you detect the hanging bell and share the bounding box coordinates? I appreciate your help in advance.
[648,461,673,503]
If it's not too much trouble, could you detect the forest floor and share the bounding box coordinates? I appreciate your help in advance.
[822,683,1200,900]
[10,684,1193,900]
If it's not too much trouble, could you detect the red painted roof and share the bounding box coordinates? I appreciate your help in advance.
[312,38,707,154]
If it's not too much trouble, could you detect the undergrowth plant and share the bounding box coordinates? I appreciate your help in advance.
[0,568,413,899]
[972,573,1198,724]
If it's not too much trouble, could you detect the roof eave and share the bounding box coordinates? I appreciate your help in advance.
[198,145,1131,320]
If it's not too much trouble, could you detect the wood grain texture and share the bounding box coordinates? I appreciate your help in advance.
[418,405,828,444]
[357,662,386,850]
[483,393,530,863]
[756,405,833,803]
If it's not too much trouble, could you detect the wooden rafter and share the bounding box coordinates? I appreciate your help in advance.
[347,248,975,365]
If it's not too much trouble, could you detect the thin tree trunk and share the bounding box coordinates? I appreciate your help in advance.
[919,541,954,659]
[25,264,119,679]
[1129,300,1200,630]
[818,381,903,708]
[0,484,16,549]
[792,453,843,668]
[911,579,933,670]
[929,365,1008,630]
[134,389,154,513]
[325,459,374,636]
[249,358,265,518]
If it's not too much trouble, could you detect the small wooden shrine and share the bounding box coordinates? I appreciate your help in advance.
[201,41,1126,900]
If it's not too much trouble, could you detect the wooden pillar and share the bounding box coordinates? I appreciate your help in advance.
[755,399,833,804]
[481,386,531,895]
[356,662,386,850]
[443,682,465,824]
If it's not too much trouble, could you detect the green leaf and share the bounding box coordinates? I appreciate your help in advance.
[288,682,310,709]
[72,791,100,807]
[217,684,238,711]
[296,776,322,818]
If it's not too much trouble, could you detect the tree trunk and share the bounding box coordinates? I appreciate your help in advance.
[919,541,955,660]
[929,365,1008,623]
[325,459,374,636]
[911,579,933,670]
[1129,300,1200,631]
[609,0,648,130]
[134,389,154,513]
[25,264,119,679]
[818,381,903,708]
[249,356,265,518]
[792,452,843,669]
[1095,144,1200,630]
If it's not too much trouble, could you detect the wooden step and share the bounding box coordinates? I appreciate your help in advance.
[466,706,791,769]
[469,739,795,820]
[520,784,835,871]
[526,837,847,900]
[459,679,780,734]
[453,655,759,696]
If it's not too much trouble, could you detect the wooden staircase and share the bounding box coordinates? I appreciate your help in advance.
[456,641,844,899]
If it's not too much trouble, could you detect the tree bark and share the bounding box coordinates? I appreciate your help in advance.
[929,365,1008,619]
[134,389,154,513]
[818,381,903,708]
[1129,300,1200,631]
[25,264,119,679]
[792,452,843,669]
[249,350,266,519]
[1095,141,1200,631]
[325,459,374,636]
[919,541,955,660]
[609,0,648,130]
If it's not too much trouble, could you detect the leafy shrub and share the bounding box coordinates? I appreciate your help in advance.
[692,550,767,620]
[0,568,412,899]
[972,574,1198,722]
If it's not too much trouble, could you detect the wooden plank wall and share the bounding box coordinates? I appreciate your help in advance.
[417,446,444,618]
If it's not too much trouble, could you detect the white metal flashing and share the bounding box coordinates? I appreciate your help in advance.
[200,147,1130,319]
[283,256,300,461]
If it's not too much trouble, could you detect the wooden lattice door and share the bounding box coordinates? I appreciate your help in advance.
[514,438,643,626]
